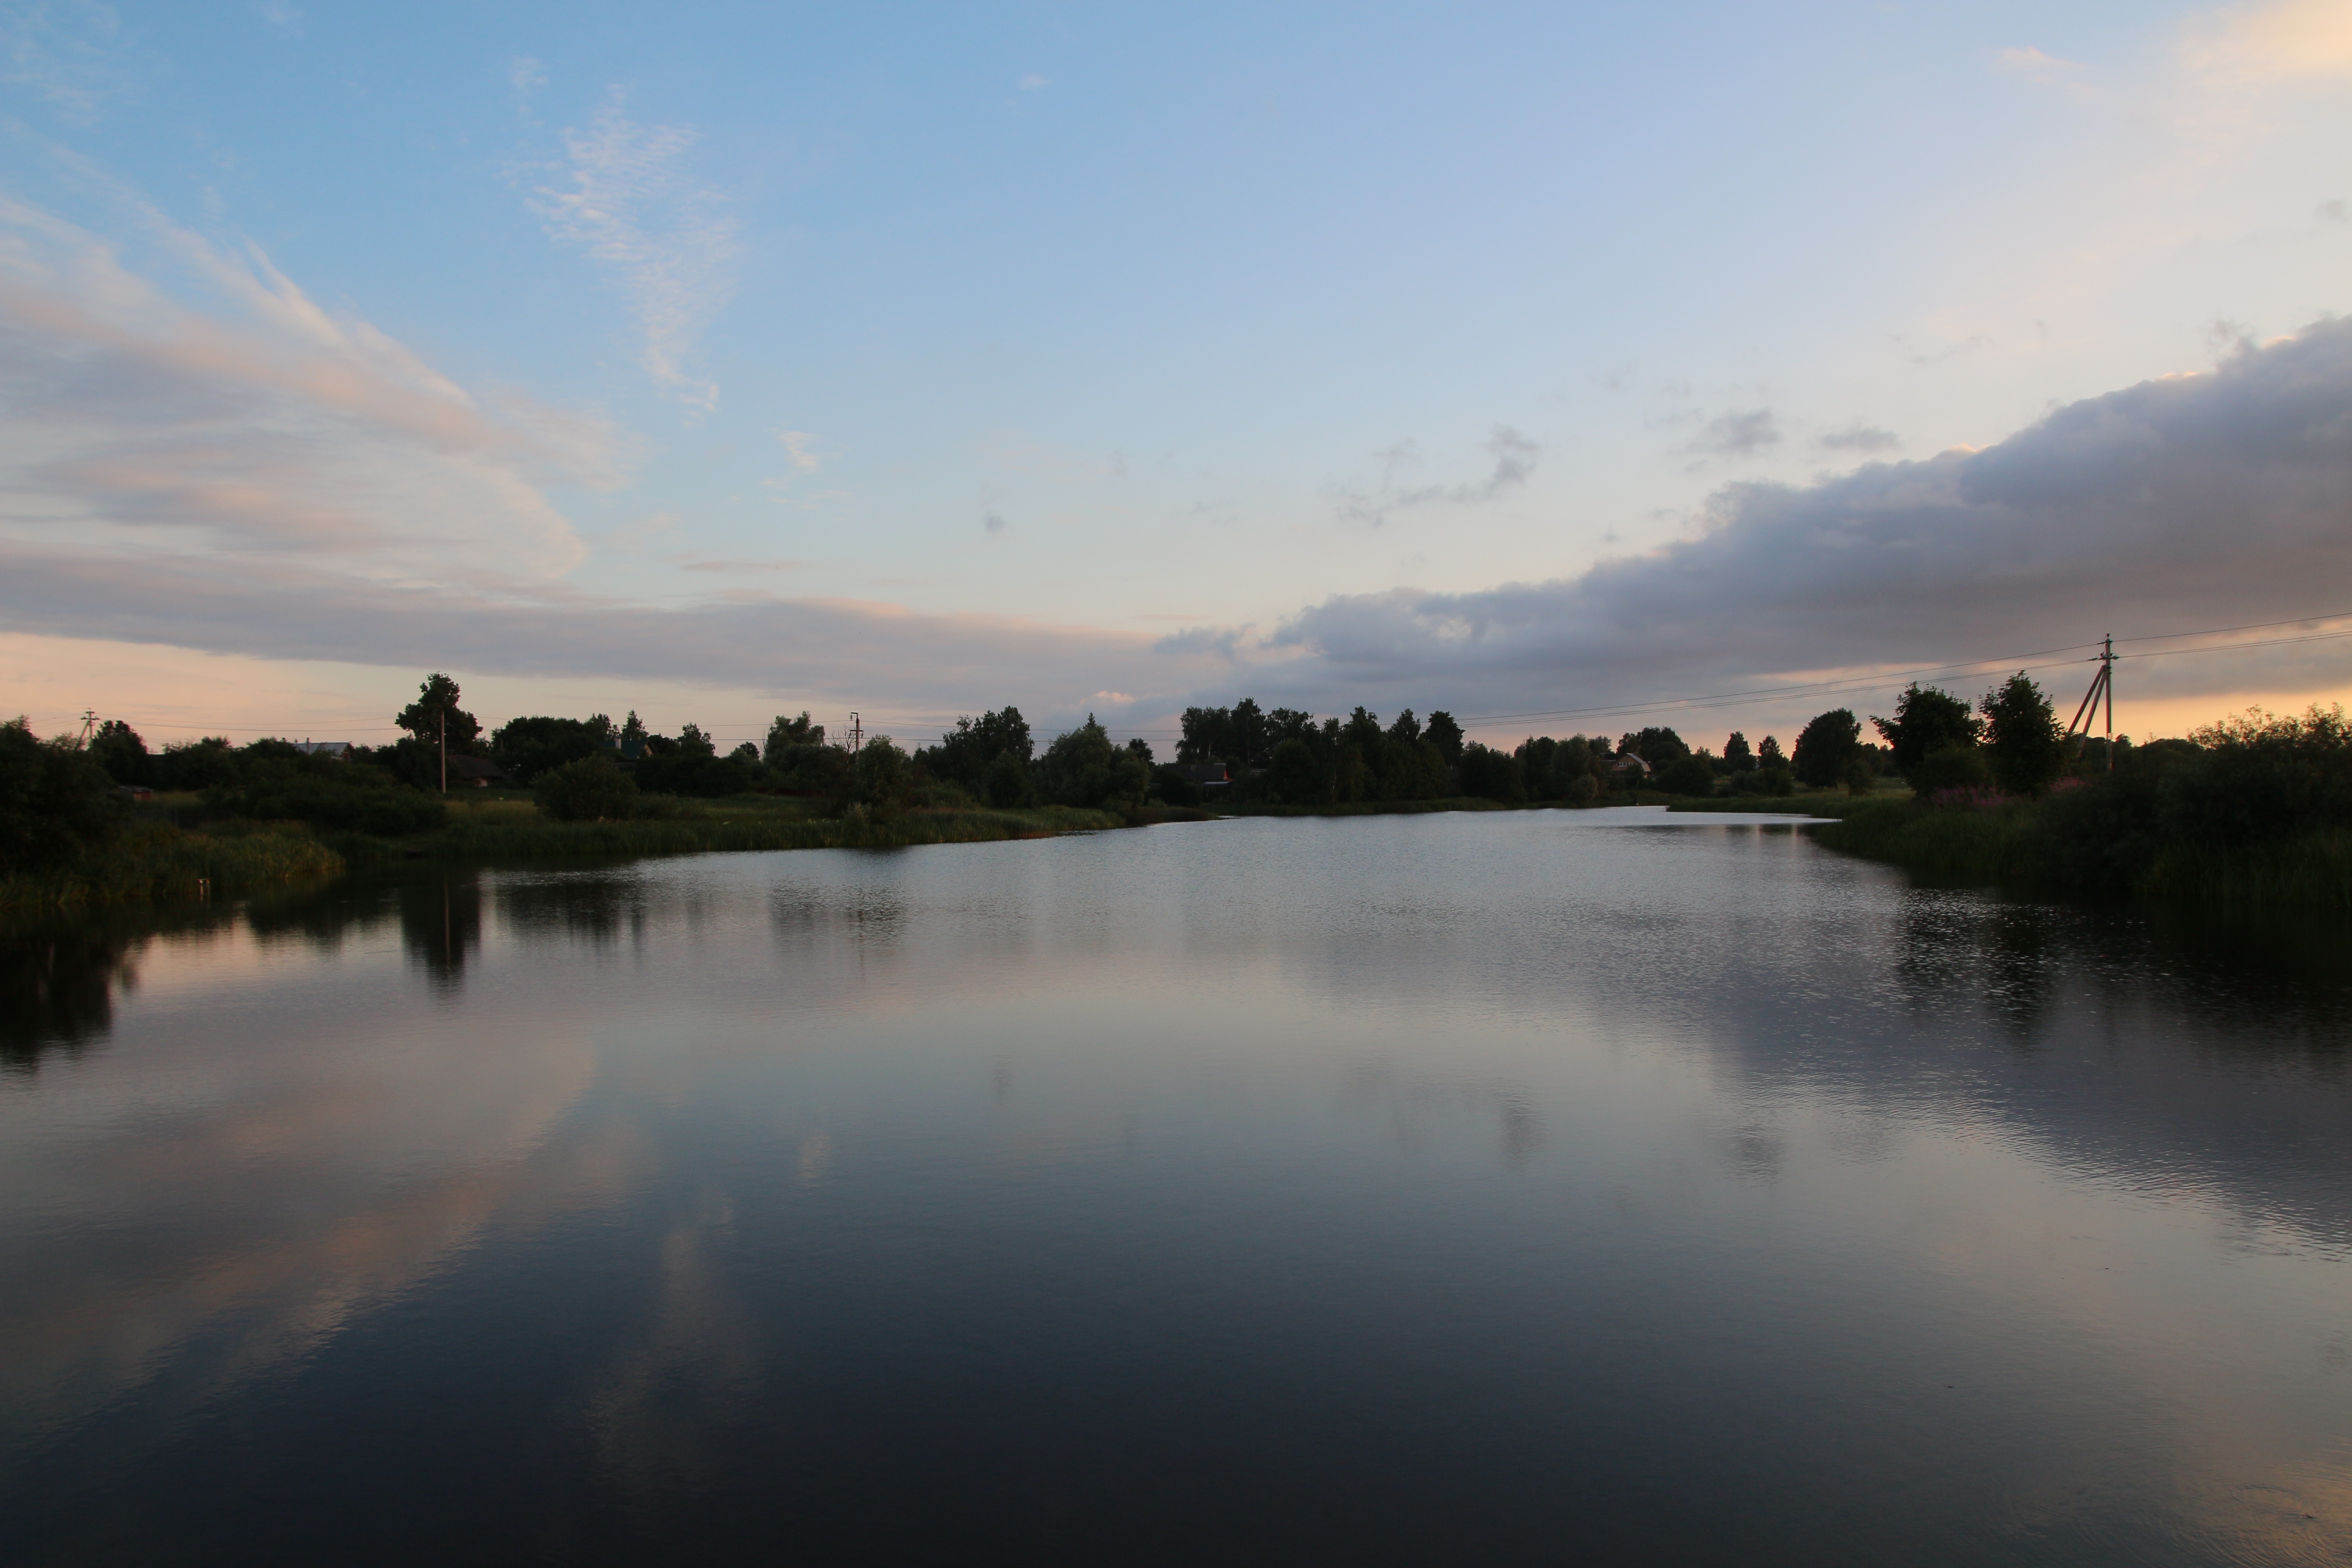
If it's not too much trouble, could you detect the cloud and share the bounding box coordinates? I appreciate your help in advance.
[1818,424,1902,454]
[1331,425,1539,525]
[0,0,135,121]
[777,430,821,470]
[1686,408,1780,458]
[530,92,741,410]
[0,545,1225,720]
[676,558,806,574]
[1018,74,1048,90]
[0,191,610,590]
[1994,45,2087,84]
[1266,318,2352,714]
[983,510,1008,534]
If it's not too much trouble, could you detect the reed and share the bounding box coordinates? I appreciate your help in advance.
[0,824,344,912]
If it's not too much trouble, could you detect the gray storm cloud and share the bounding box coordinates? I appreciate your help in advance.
[1267,319,2352,714]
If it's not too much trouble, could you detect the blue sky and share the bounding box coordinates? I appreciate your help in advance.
[5,0,2351,748]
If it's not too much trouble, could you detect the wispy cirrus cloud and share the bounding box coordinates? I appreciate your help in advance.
[0,186,615,592]
[1330,426,1539,526]
[530,91,741,411]
[0,0,136,122]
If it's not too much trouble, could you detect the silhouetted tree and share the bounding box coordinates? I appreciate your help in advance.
[1792,709,1863,788]
[396,674,480,751]
[1872,684,1981,779]
[764,711,825,760]
[1979,673,2063,796]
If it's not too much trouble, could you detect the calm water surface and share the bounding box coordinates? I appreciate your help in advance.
[4,808,2349,1564]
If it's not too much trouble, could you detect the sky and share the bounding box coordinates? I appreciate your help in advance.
[3,0,2351,754]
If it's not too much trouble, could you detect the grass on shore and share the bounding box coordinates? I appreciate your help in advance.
[1812,796,2352,911]
[343,797,1136,862]
[0,823,344,913]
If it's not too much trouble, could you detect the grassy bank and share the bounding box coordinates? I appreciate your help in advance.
[1665,794,1870,817]
[1812,797,2352,911]
[0,823,344,913]
[1216,792,1677,818]
[331,797,1134,862]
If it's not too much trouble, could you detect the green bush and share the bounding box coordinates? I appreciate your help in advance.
[1655,755,1719,796]
[984,749,1034,808]
[1735,764,1796,796]
[204,758,446,835]
[534,755,657,822]
[0,720,124,872]
[1909,745,1992,796]
[1034,716,1149,810]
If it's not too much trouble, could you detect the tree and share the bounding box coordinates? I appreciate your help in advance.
[534,755,648,822]
[1619,727,1690,766]
[1267,708,1319,747]
[764,712,825,761]
[89,720,151,786]
[852,736,911,813]
[1657,754,1719,796]
[396,674,480,752]
[1872,684,1981,779]
[0,719,126,871]
[1979,672,2064,796]
[1758,735,1785,767]
[1424,710,1465,766]
[1791,709,1863,788]
[984,749,1033,808]
[677,723,718,759]
[1457,743,1523,802]
[488,716,607,782]
[1723,732,1755,773]
[1034,715,1149,809]
[921,708,1032,791]
[1269,737,1325,804]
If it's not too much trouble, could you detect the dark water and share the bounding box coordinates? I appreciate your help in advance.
[4,808,2349,1565]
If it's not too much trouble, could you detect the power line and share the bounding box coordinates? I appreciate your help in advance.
[1456,611,2352,728]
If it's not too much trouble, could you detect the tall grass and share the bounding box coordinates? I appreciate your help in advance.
[329,802,1131,862]
[1809,798,2034,883]
[2144,828,2352,913]
[0,824,344,912]
[1812,799,2352,911]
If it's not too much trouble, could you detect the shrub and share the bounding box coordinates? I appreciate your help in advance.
[1735,764,1796,796]
[1655,755,1719,796]
[985,749,1034,808]
[206,759,446,835]
[1909,745,1992,796]
[852,737,912,814]
[1269,738,1325,805]
[0,720,124,872]
[534,755,652,822]
[2163,705,2352,848]
[1034,717,1149,810]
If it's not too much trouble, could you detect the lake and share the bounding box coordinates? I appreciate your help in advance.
[4,807,2348,1565]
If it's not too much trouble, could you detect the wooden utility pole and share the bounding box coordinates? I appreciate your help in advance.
[439,706,448,794]
[2064,633,2118,769]
[849,712,863,754]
